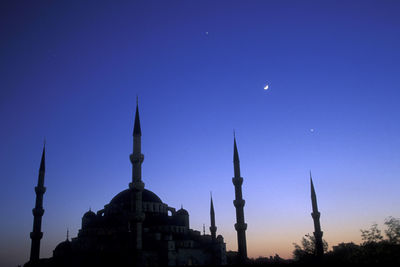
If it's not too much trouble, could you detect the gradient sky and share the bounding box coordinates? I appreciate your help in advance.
[1,0,400,266]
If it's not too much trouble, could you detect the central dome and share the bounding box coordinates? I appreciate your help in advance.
[110,188,163,205]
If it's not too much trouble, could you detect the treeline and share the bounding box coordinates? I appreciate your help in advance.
[292,216,400,265]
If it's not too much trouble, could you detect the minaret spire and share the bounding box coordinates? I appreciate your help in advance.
[129,100,145,261]
[310,171,319,213]
[233,135,240,177]
[131,100,144,183]
[210,192,217,241]
[310,171,324,258]
[29,144,47,262]
[133,98,141,137]
[232,135,247,262]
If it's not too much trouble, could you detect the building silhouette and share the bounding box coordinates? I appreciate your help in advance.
[25,103,227,267]
[23,103,328,266]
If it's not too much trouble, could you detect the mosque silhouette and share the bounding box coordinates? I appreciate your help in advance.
[24,102,323,267]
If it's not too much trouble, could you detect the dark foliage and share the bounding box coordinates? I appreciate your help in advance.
[292,217,400,266]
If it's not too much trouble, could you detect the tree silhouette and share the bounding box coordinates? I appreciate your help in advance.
[323,217,400,265]
[384,217,400,244]
[360,223,383,244]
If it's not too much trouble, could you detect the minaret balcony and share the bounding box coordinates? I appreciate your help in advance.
[34,186,46,194]
[232,177,243,186]
[311,211,320,220]
[233,199,245,208]
[234,223,247,231]
[130,153,144,164]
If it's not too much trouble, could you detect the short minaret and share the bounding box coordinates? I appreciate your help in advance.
[232,136,247,261]
[129,100,145,252]
[310,172,324,258]
[210,193,217,242]
[29,145,46,262]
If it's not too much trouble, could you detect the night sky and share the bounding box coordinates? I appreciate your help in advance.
[1,1,400,266]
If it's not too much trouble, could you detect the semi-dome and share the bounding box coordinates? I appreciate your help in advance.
[110,188,162,205]
[53,239,72,258]
[54,239,71,251]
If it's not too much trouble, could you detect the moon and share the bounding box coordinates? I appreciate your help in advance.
[264,84,269,90]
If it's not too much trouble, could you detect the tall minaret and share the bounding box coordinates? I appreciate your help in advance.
[30,145,46,262]
[209,193,217,242]
[129,100,145,252]
[232,136,247,261]
[310,172,324,258]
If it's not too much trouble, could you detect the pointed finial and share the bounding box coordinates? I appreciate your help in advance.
[66,228,69,241]
[233,129,236,138]
[136,94,138,106]
[203,224,205,235]
[181,204,183,209]
[89,206,91,212]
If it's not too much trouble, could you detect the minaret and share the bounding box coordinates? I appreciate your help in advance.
[210,193,217,242]
[129,100,145,252]
[29,145,46,262]
[232,136,247,261]
[310,172,324,258]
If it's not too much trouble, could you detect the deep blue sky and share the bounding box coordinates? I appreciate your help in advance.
[1,1,400,266]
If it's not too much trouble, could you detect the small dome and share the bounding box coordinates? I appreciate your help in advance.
[176,208,189,216]
[82,209,97,229]
[83,210,96,218]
